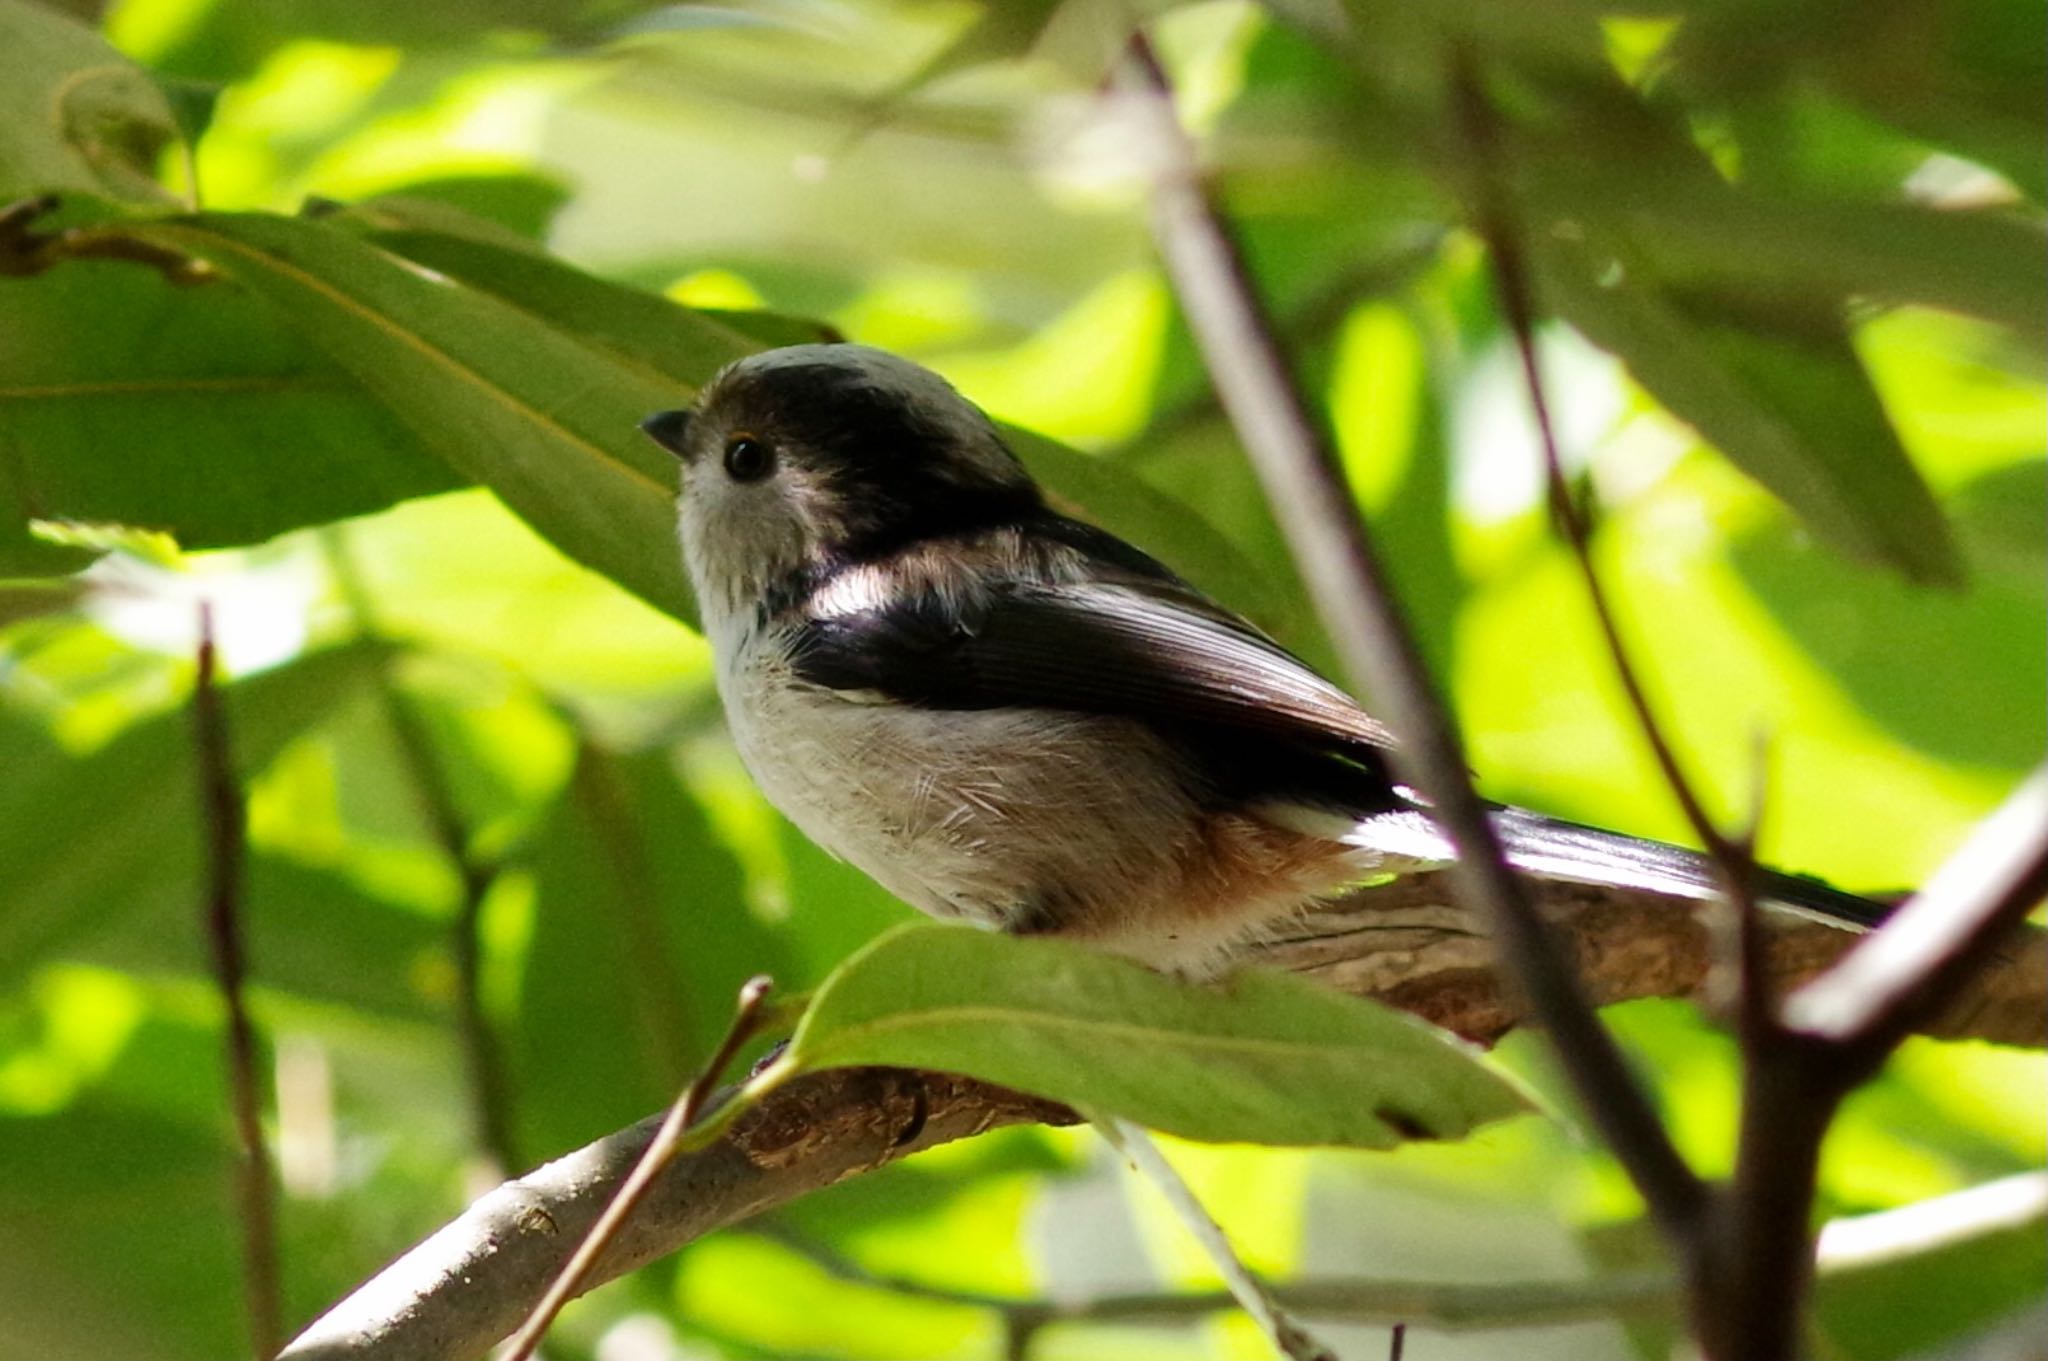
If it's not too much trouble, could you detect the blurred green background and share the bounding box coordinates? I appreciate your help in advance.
[0,0,2042,1357]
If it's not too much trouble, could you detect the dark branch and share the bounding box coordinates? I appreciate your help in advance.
[193,603,283,1359]
[1119,31,1707,1240]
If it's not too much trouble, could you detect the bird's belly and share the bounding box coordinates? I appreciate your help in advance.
[725,671,1204,934]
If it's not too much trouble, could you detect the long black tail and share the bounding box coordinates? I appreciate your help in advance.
[1488,807,1887,929]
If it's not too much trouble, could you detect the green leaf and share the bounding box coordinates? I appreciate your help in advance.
[360,226,800,383]
[781,924,1532,1148]
[0,0,177,206]
[1729,461,2045,771]
[138,211,698,620]
[0,258,462,562]
[1541,249,1961,582]
[511,743,795,1157]
[70,851,448,1023]
[157,76,221,153]
[312,216,1288,632]
[0,1096,245,1359]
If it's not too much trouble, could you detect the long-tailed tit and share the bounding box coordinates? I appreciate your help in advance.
[643,343,1876,973]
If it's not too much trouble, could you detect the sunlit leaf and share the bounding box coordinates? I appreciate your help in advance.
[782,924,1532,1148]
[139,212,697,620]
[357,219,1289,628]
[1541,252,1961,582]
[0,258,460,564]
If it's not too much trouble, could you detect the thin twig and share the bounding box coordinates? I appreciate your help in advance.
[1120,31,1707,1240]
[1095,1116,1336,1361]
[1728,733,1775,1048]
[321,530,520,1175]
[500,975,777,1361]
[741,1174,2048,1345]
[1388,1322,1406,1361]
[1445,56,1753,896]
[193,602,283,1359]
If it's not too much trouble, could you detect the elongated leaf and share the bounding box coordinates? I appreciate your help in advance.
[0,0,176,206]
[782,924,1531,1148]
[360,227,799,383]
[0,258,461,564]
[140,212,697,619]
[71,852,448,1022]
[1541,244,1961,582]
[1549,173,2048,347]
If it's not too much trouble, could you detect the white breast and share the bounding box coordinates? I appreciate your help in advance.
[715,619,1206,935]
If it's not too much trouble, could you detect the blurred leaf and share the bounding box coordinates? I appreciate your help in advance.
[782,924,1531,1148]
[511,742,793,1157]
[0,0,175,206]
[0,1096,244,1359]
[1729,460,2045,771]
[359,226,790,385]
[1594,190,2048,347]
[0,580,82,627]
[1541,252,1960,582]
[0,258,461,562]
[157,76,221,153]
[146,0,645,81]
[0,641,386,985]
[674,1232,995,1360]
[140,211,697,620]
[72,851,446,1022]
[1669,0,2048,202]
[348,173,572,243]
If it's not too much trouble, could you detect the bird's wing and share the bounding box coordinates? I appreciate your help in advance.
[785,561,1396,766]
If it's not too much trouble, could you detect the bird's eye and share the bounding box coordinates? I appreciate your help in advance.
[722,436,775,483]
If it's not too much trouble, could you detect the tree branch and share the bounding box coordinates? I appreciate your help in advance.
[1118,31,1708,1241]
[280,1067,1071,1361]
[502,977,774,1360]
[1703,765,2048,1359]
[1784,766,2048,1061]
[278,871,2043,1361]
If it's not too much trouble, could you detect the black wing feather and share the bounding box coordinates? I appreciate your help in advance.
[787,542,1404,809]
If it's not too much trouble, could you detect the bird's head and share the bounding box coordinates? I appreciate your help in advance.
[643,343,1039,626]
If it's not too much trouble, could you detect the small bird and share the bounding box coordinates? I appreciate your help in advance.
[643,343,1878,974]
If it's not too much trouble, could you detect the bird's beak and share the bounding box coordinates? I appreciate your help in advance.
[639,409,693,459]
